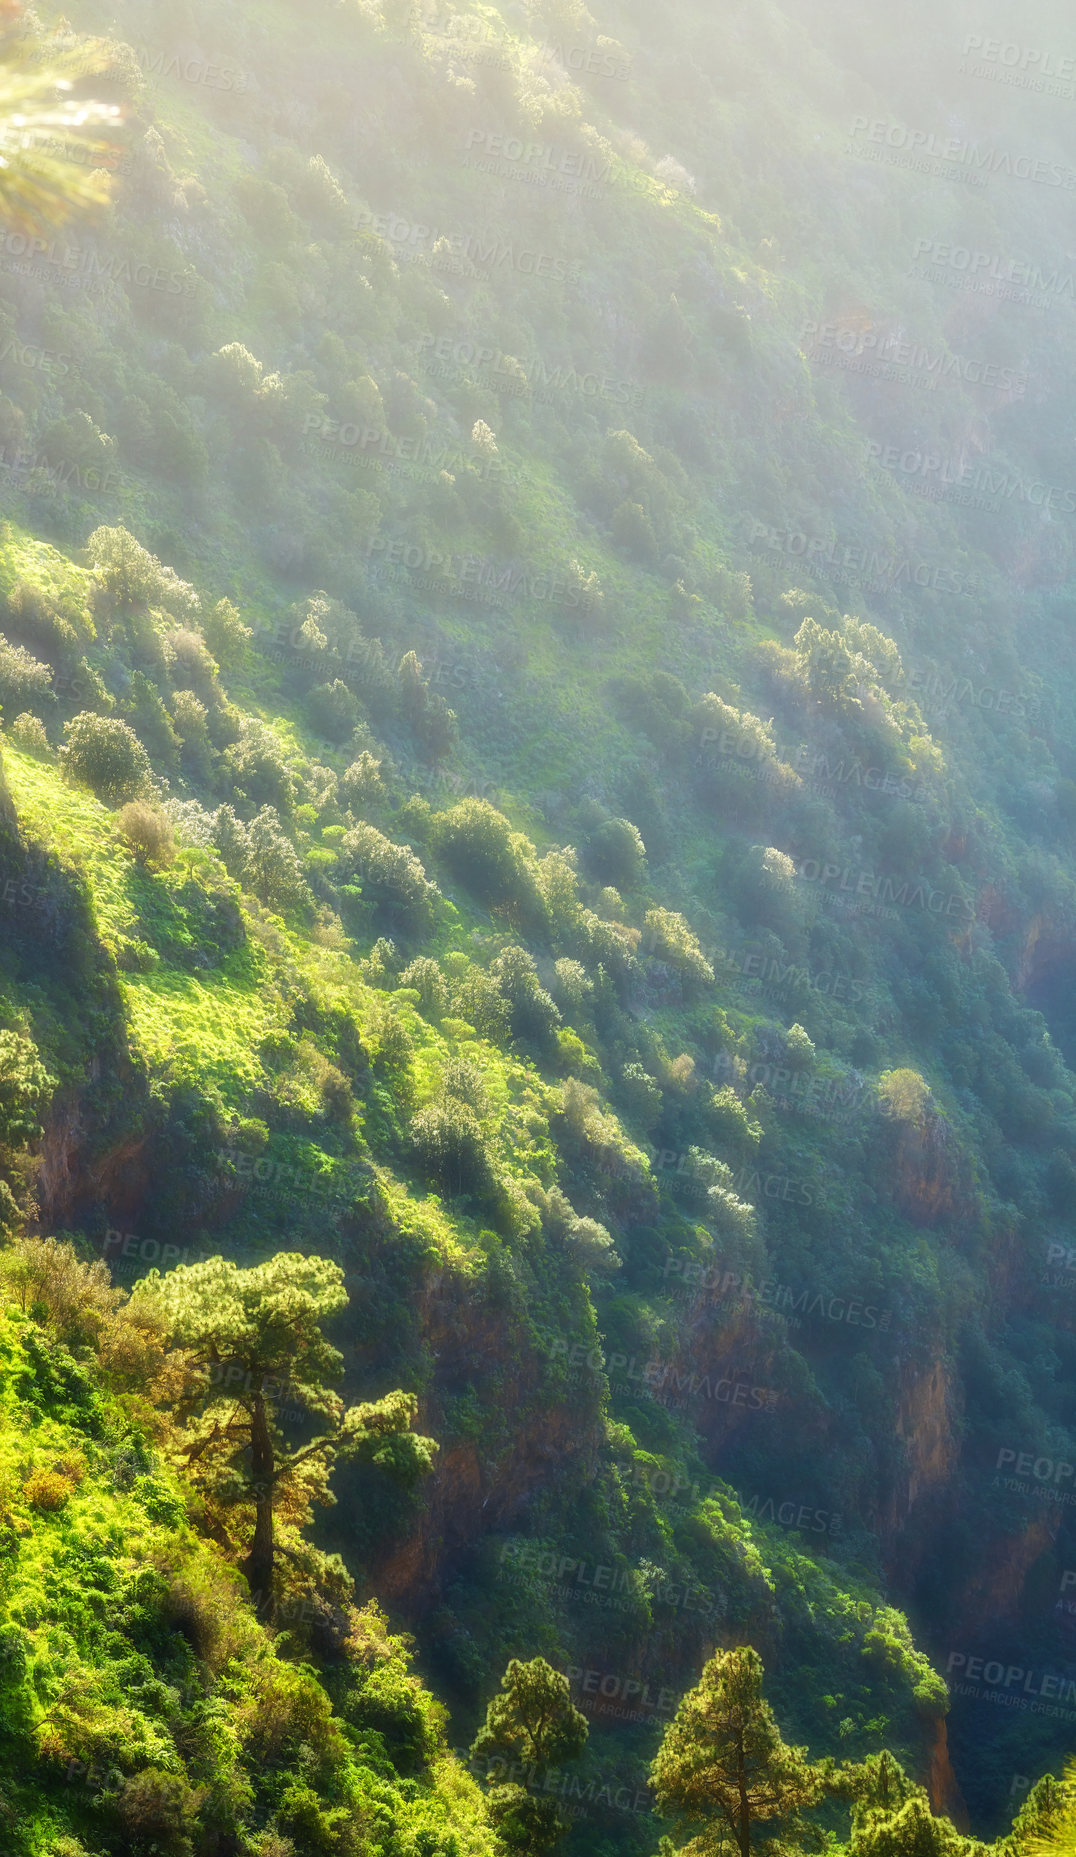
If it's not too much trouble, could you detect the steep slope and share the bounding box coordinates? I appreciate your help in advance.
[0,0,1074,1844]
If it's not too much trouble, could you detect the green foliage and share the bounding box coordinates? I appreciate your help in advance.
[116,799,175,869]
[224,720,297,815]
[338,821,439,928]
[60,710,151,803]
[584,816,646,889]
[412,1092,498,1202]
[471,1658,588,1853]
[202,597,252,668]
[133,1253,435,1607]
[432,801,539,922]
[308,676,362,742]
[643,907,714,993]
[87,527,200,622]
[340,750,386,814]
[650,1647,823,1857]
[9,710,50,755]
[0,635,51,716]
[0,1027,53,1177]
[246,807,309,910]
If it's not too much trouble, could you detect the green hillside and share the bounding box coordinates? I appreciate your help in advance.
[2,0,1076,1851]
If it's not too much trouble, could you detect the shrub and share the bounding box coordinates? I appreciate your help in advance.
[5,577,84,655]
[620,1062,662,1130]
[642,907,714,993]
[212,805,252,881]
[398,651,458,759]
[450,968,511,1043]
[568,1215,621,1273]
[24,1467,75,1511]
[10,711,50,755]
[490,946,561,1050]
[0,637,52,716]
[432,799,542,923]
[117,800,176,868]
[117,1767,200,1852]
[225,720,296,814]
[172,689,213,772]
[785,1023,815,1072]
[61,711,151,804]
[550,958,592,1014]
[585,816,646,888]
[0,1235,119,1345]
[400,957,448,1017]
[202,596,252,667]
[340,751,385,813]
[610,499,657,561]
[307,678,361,742]
[167,626,219,694]
[246,808,309,910]
[0,1030,54,1156]
[338,822,439,926]
[412,1096,498,1200]
[87,525,200,620]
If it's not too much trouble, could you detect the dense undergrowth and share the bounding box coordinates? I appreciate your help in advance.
[0,0,1075,1848]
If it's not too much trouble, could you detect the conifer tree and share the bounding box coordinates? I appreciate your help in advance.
[650,1646,821,1857]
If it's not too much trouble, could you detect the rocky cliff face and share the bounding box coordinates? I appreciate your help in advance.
[880,1358,961,1553]
[929,1716,970,1828]
[364,1261,605,1605]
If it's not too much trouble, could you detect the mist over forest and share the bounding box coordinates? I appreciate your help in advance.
[1,1,1076,1853]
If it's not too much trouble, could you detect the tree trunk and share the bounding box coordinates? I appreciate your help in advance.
[738,1741,751,1857]
[241,1391,275,1613]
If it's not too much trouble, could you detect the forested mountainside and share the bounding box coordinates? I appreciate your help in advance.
[3,0,1076,1850]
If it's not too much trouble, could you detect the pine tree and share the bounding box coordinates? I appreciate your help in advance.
[650,1646,821,1857]
[132,1253,436,1613]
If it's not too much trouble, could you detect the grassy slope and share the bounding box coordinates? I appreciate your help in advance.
[0,0,1074,1842]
